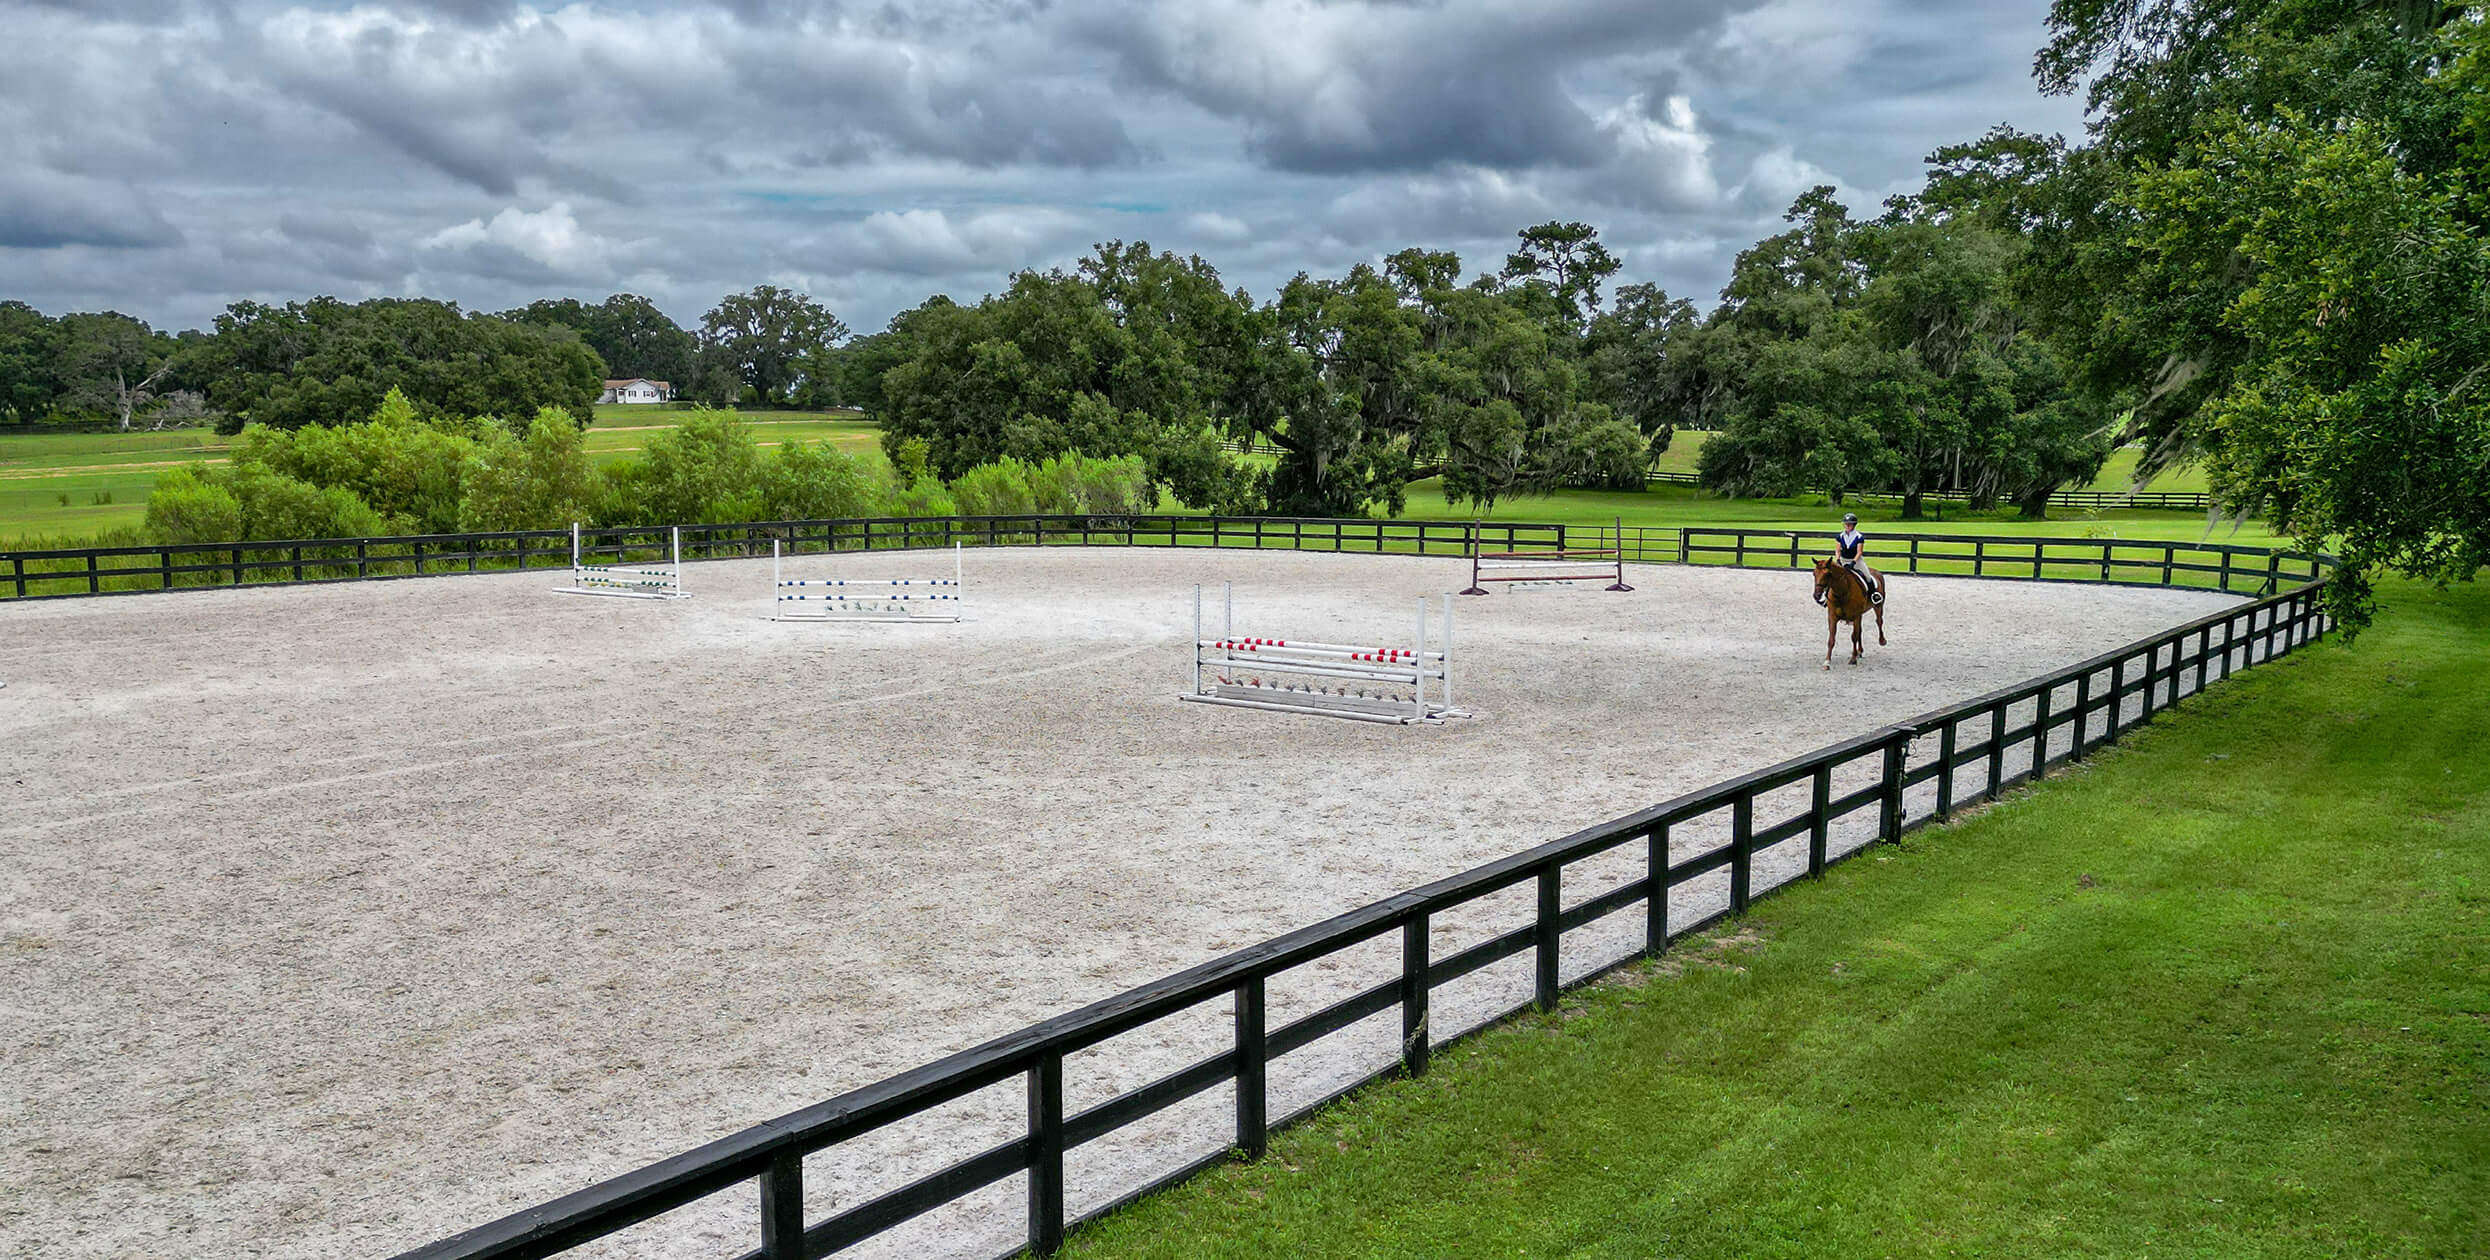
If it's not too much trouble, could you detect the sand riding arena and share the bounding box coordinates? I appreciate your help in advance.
[1,546,2240,1260]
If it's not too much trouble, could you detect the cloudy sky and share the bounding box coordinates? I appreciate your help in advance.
[1,0,2087,337]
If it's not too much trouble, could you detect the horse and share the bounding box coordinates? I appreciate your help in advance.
[1812,558,1886,669]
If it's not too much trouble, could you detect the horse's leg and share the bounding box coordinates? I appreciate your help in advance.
[1850,614,1863,665]
[1874,598,1887,647]
[1824,607,1836,670]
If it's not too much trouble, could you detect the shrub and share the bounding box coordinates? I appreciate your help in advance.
[887,480,960,518]
[947,457,1038,517]
[602,407,763,524]
[143,466,245,544]
[1560,417,1653,491]
[223,467,391,541]
[227,388,479,533]
[461,406,600,531]
[761,441,889,521]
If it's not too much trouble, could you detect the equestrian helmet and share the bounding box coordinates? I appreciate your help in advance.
[1842,512,1858,525]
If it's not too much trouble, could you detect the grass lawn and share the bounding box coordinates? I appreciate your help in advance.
[1654,431,2214,496]
[1411,481,2284,548]
[1063,578,2490,1260]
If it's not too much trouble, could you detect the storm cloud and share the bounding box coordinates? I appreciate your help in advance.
[0,0,2088,335]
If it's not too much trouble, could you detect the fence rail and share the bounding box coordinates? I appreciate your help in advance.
[261,520,2341,1260]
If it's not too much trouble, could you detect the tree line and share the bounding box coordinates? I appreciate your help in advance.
[0,285,854,433]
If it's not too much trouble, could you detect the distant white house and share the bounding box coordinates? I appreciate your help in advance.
[599,378,671,404]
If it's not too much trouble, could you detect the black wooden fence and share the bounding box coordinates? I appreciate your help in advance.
[274,522,2340,1260]
[0,515,1563,601]
[2,515,2303,603]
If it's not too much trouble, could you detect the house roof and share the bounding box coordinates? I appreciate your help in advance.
[601,379,670,390]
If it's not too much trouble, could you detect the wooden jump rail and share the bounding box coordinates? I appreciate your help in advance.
[1460,518,1633,595]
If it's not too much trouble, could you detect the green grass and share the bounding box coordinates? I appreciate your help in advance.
[580,417,887,469]
[1654,431,2215,495]
[1064,578,2490,1260]
[1416,482,2284,548]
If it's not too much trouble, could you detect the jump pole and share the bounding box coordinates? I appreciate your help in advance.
[1182,582,1465,725]
[1460,518,1633,595]
[554,522,687,599]
[772,541,963,622]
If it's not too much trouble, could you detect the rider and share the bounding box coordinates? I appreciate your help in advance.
[1831,512,1883,606]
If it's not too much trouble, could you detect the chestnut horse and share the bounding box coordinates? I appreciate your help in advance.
[1812,558,1886,669]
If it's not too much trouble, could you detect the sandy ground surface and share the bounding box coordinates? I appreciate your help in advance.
[0,548,2239,1260]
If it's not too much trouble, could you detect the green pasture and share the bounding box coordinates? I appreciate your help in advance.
[1423,481,2283,549]
[1066,577,2490,1260]
[1653,430,2214,495]
[580,417,886,469]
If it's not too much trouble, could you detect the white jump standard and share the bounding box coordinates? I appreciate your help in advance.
[553,523,687,599]
[772,541,964,622]
[1182,582,1467,725]
[1460,520,1632,595]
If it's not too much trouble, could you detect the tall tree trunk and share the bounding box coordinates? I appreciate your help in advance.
[1901,489,1925,519]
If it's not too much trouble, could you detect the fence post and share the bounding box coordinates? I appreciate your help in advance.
[1535,865,1561,1012]
[1986,705,2006,800]
[1730,796,1754,912]
[759,1152,805,1260]
[2073,670,2092,760]
[231,546,243,587]
[1028,1051,1065,1255]
[2111,656,2128,739]
[1236,978,1267,1157]
[160,548,172,590]
[1676,528,1690,566]
[1401,918,1429,1078]
[1645,823,1670,954]
[2031,684,2054,780]
[12,554,24,598]
[1810,766,1832,874]
[1879,733,1908,841]
[1932,722,1956,821]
